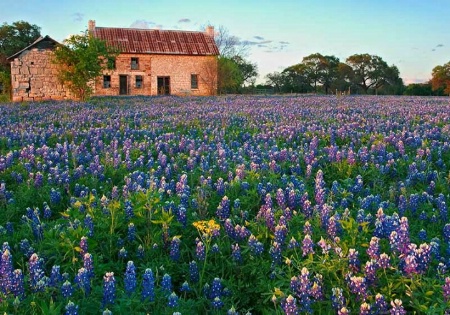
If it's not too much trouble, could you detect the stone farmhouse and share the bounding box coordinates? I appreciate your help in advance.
[8,20,219,101]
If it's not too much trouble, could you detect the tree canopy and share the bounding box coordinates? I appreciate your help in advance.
[431,61,450,95]
[53,31,118,101]
[265,52,404,95]
[208,25,258,93]
[0,21,41,71]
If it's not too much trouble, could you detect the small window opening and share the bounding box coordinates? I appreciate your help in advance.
[135,75,143,88]
[191,74,198,89]
[103,75,111,88]
[131,57,139,70]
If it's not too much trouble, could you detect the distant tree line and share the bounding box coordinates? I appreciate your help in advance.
[262,53,405,95]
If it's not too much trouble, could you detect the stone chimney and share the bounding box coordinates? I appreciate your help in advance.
[88,20,96,33]
[205,25,214,39]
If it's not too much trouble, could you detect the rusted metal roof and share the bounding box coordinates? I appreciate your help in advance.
[93,27,219,56]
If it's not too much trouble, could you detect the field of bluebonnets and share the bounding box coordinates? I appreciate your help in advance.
[1,95,450,315]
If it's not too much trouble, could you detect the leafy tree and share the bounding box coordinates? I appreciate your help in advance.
[299,53,340,94]
[217,57,243,94]
[0,21,41,99]
[345,53,400,94]
[404,83,437,96]
[282,64,311,93]
[53,31,118,101]
[265,72,285,93]
[207,24,257,92]
[431,61,450,95]
[0,21,41,71]
[232,55,258,87]
[301,53,323,93]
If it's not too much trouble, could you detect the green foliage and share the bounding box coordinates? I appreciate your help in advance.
[431,61,450,95]
[218,56,243,94]
[53,31,118,101]
[0,21,41,72]
[404,83,441,96]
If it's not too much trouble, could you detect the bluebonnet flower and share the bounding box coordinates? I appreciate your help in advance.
[290,267,312,313]
[302,234,314,257]
[180,281,190,292]
[280,295,299,315]
[136,245,144,259]
[161,273,172,295]
[389,299,406,315]
[83,253,94,278]
[102,272,116,307]
[211,243,220,253]
[11,269,24,299]
[79,236,88,257]
[61,280,73,298]
[360,302,371,315]
[378,253,391,269]
[196,241,206,261]
[288,236,299,249]
[347,249,360,273]
[231,243,242,264]
[141,268,155,301]
[168,292,179,307]
[65,301,78,315]
[274,224,288,245]
[216,196,231,220]
[443,277,450,302]
[49,265,62,288]
[212,296,224,309]
[227,306,238,315]
[338,307,349,315]
[29,253,47,292]
[248,235,264,256]
[270,241,282,266]
[84,214,94,237]
[123,261,136,296]
[74,267,91,296]
[303,221,312,235]
[189,261,199,283]
[127,223,136,242]
[118,247,127,259]
[347,275,368,301]
[364,260,377,284]
[367,236,380,260]
[43,202,52,219]
[418,229,427,241]
[311,274,324,300]
[124,200,134,221]
[50,188,61,204]
[374,293,388,314]
[210,277,223,299]
[169,236,181,261]
[331,287,346,311]
[176,206,187,227]
[1,248,13,294]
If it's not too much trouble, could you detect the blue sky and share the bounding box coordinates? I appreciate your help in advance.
[2,0,449,84]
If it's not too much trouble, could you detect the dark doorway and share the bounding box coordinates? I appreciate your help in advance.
[119,75,128,95]
[157,76,170,95]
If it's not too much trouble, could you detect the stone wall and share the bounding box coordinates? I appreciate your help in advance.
[10,48,70,102]
[94,54,217,97]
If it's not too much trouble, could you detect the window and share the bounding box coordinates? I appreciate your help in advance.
[191,74,198,89]
[107,58,116,70]
[135,75,143,88]
[103,75,111,88]
[131,57,139,70]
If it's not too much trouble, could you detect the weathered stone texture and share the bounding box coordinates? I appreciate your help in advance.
[10,48,70,102]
